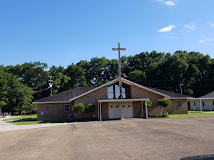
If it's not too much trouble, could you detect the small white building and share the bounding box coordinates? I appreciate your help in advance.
[189,91,214,111]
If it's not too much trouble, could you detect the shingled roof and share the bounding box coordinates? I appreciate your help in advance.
[147,87,191,98]
[35,87,95,103]
[199,91,214,98]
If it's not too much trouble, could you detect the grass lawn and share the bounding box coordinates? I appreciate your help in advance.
[2,114,94,125]
[2,114,42,125]
[2,114,69,125]
[169,111,214,118]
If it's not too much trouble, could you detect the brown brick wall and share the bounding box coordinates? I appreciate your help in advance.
[166,99,188,114]
[74,86,108,119]
[133,101,142,118]
[100,102,108,120]
[37,102,74,121]
[131,85,164,115]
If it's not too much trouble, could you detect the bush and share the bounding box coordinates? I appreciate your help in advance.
[85,104,96,114]
[149,113,169,118]
[147,100,152,108]
[158,99,171,108]
[71,103,85,114]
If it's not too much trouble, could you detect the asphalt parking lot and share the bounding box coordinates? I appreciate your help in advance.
[1,117,214,160]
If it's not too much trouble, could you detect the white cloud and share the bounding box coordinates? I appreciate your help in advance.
[198,39,213,44]
[184,23,196,30]
[207,21,214,27]
[158,25,175,32]
[164,1,176,6]
[157,0,176,6]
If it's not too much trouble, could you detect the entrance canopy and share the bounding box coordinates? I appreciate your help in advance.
[98,98,149,103]
[98,98,149,121]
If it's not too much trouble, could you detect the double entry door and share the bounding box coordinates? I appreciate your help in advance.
[108,102,133,119]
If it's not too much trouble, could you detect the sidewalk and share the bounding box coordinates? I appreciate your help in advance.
[0,116,68,132]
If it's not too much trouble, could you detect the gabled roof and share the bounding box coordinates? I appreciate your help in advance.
[199,91,214,98]
[33,78,190,104]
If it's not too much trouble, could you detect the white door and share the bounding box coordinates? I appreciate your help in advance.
[108,103,120,119]
[108,102,133,119]
[121,102,133,118]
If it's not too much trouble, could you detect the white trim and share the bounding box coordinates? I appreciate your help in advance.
[33,101,69,104]
[188,98,214,100]
[69,78,119,102]
[64,104,70,112]
[98,98,149,103]
[69,78,170,102]
[168,97,190,100]
[145,100,148,119]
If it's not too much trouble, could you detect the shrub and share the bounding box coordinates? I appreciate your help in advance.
[147,100,152,108]
[149,113,169,118]
[158,99,171,114]
[71,103,85,119]
[85,104,96,114]
[158,99,171,108]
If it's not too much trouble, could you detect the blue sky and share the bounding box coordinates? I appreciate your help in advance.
[1,0,214,68]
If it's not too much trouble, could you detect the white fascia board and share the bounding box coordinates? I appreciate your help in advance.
[167,97,191,100]
[98,98,149,103]
[188,98,214,100]
[69,78,119,102]
[121,78,170,98]
[32,101,69,104]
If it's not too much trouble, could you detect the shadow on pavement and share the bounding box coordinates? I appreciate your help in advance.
[181,154,214,160]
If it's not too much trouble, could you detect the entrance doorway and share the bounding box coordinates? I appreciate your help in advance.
[108,102,133,119]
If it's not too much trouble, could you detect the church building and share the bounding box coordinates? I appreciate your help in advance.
[33,77,190,121]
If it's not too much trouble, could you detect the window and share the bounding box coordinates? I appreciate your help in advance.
[176,101,182,108]
[213,101,214,106]
[44,105,50,112]
[194,102,196,106]
[64,104,70,112]
[107,82,130,99]
[202,102,205,106]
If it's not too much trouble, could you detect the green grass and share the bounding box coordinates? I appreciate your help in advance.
[2,114,96,125]
[169,111,214,118]
[2,114,43,125]
[2,114,37,122]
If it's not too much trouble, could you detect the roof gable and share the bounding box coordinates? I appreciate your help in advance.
[199,91,214,98]
[33,78,190,104]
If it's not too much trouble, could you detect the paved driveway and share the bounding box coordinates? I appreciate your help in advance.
[0,117,214,160]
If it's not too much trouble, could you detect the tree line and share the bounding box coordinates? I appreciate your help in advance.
[1,50,214,113]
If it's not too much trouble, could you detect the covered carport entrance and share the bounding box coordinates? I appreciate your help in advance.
[98,98,149,121]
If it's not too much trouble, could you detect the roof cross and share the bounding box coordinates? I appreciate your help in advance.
[112,42,126,99]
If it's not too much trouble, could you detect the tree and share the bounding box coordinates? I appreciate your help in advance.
[85,104,96,117]
[0,69,34,113]
[49,65,71,94]
[158,99,171,114]
[5,62,49,100]
[71,103,85,119]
